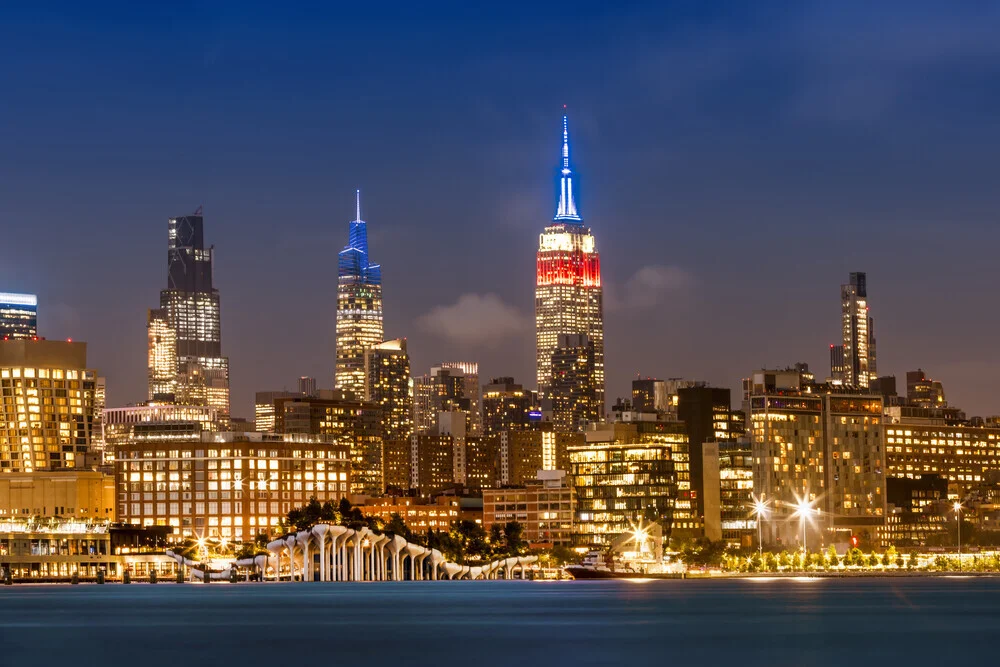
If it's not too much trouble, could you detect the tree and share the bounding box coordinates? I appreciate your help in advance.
[827,545,840,568]
[547,545,577,566]
[503,521,527,556]
[384,513,415,543]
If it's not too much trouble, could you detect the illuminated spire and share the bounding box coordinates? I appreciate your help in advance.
[355,188,362,223]
[554,112,582,222]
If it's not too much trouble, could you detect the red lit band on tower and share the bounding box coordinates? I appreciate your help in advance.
[536,253,601,288]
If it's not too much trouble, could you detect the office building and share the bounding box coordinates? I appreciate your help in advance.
[114,431,350,542]
[0,340,98,472]
[749,381,885,545]
[364,339,413,443]
[536,114,604,408]
[253,391,300,433]
[587,414,696,537]
[273,395,382,496]
[549,333,600,433]
[676,386,744,521]
[336,191,384,397]
[569,440,677,548]
[885,405,1000,496]
[701,439,754,547]
[483,470,574,546]
[152,210,230,419]
[146,308,177,400]
[838,272,876,389]
[0,292,37,340]
[906,369,946,408]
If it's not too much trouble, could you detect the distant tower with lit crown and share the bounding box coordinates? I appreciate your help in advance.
[535,113,604,410]
[336,190,384,397]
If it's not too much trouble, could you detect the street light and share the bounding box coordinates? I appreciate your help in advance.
[750,494,770,561]
[954,501,963,570]
[792,495,816,565]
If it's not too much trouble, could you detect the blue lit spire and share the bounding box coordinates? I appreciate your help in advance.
[338,189,382,285]
[553,113,582,223]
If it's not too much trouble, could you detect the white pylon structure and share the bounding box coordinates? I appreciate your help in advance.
[264,524,538,581]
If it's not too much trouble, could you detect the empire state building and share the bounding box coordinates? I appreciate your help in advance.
[535,114,604,408]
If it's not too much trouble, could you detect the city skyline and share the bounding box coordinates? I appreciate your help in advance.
[3,3,1000,418]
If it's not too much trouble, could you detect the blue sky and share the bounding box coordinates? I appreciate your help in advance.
[2,1,999,416]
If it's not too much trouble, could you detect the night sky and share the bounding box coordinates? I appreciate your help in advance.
[2,1,999,418]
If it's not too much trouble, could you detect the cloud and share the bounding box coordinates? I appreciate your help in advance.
[618,265,694,309]
[417,293,528,347]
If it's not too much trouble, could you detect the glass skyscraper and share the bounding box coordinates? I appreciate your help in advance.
[0,292,38,340]
[535,114,604,409]
[336,190,384,397]
[839,271,876,389]
[150,209,230,419]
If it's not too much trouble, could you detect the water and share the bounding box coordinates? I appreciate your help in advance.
[1,578,997,666]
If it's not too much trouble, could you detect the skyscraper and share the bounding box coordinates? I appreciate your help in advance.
[153,209,230,418]
[0,292,37,340]
[147,308,177,399]
[336,190,383,397]
[365,338,413,443]
[535,114,604,409]
[840,271,876,389]
[549,333,600,433]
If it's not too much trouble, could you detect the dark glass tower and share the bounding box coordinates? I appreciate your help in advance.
[153,209,230,418]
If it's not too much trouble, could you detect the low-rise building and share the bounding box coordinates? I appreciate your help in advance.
[0,470,114,520]
[114,432,350,543]
[0,519,175,581]
[358,495,460,533]
[483,470,573,547]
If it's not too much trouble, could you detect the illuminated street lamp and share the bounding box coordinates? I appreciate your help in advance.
[750,494,770,560]
[954,501,963,570]
[792,496,816,563]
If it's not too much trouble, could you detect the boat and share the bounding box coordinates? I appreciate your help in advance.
[564,550,684,580]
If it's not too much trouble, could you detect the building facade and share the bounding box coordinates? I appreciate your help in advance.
[549,333,600,433]
[440,362,481,436]
[0,470,114,520]
[336,191,384,397]
[253,391,301,433]
[750,386,885,545]
[152,211,230,419]
[114,432,350,542]
[838,272,876,388]
[535,114,604,408]
[273,395,382,497]
[365,339,413,443]
[482,377,536,438]
[885,406,1000,496]
[483,470,574,546]
[569,441,677,548]
[0,340,98,472]
[0,292,37,340]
